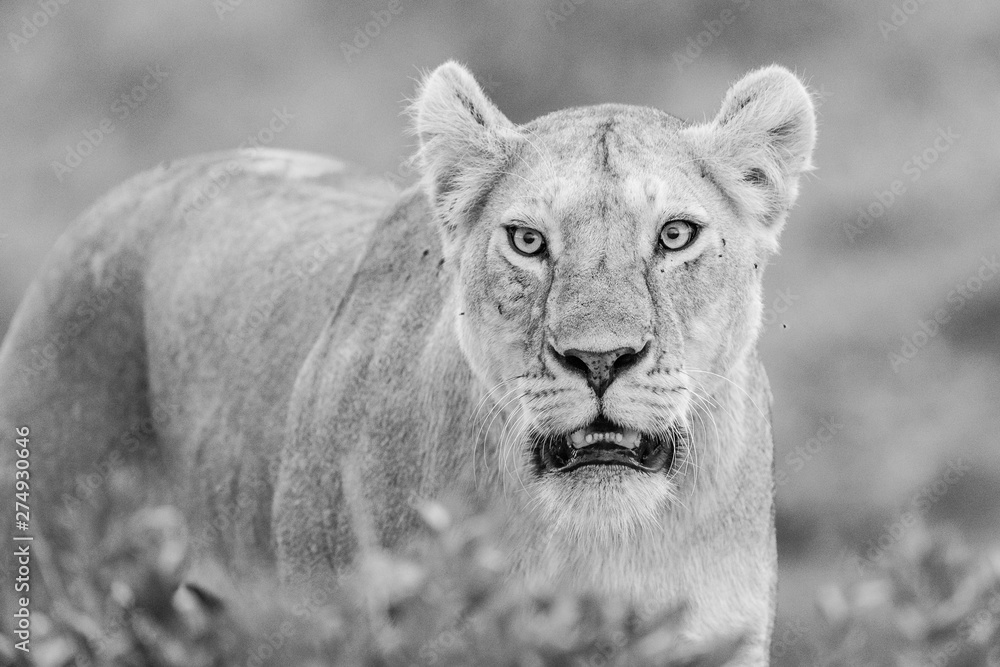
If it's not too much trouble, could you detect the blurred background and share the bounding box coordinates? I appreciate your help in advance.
[2,0,998,662]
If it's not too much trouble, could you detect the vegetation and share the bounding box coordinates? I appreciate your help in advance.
[2,494,997,666]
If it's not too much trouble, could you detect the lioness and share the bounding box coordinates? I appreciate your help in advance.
[0,62,815,663]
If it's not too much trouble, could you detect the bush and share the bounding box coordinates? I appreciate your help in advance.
[3,497,998,666]
[1,496,742,666]
[808,526,1000,666]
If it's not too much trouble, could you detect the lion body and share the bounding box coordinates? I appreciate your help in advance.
[1,63,816,665]
[0,150,393,563]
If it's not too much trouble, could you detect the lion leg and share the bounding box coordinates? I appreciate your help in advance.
[0,189,169,628]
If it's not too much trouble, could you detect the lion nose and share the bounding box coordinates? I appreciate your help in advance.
[553,343,649,398]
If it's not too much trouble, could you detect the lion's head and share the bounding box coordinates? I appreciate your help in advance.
[412,62,815,534]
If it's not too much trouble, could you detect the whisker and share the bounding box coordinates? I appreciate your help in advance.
[470,374,527,427]
[680,368,769,425]
[646,403,691,512]
[683,388,724,501]
[501,409,534,497]
[470,376,526,485]
[476,387,527,488]
[685,379,740,435]
[498,400,534,499]
[495,404,518,500]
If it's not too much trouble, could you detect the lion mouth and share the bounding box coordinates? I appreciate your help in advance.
[532,417,677,475]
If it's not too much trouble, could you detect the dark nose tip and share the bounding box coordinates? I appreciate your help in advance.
[553,342,649,397]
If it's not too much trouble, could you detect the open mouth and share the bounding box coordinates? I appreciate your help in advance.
[532,417,678,475]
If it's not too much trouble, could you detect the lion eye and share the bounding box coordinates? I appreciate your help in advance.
[507,226,547,257]
[659,220,699,251]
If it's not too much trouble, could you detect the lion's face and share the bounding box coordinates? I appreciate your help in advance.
[413,63,815,527]
[453,110,767,525]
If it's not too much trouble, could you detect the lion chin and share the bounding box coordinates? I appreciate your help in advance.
[531,466,681,538]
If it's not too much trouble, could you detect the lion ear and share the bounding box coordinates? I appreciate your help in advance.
[684,65,816,237]
[412,61,519,254]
